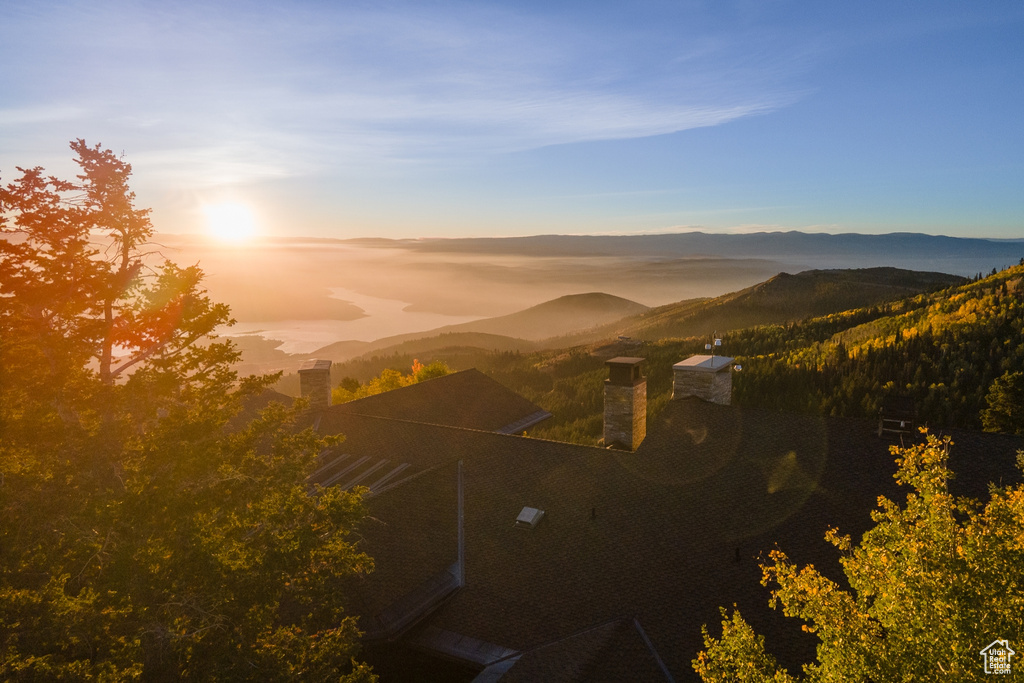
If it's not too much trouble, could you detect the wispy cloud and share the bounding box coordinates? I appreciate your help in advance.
[0,1,808,189]
[0,104,90,126]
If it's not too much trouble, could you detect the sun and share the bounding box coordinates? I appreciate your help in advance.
[202,202,258,242]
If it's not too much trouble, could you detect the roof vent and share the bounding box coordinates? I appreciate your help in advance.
[514,506,545,529]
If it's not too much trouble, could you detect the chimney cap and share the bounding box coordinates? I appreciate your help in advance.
[673,355,734,373]
[606,356,644,366]
[299,359,332,373]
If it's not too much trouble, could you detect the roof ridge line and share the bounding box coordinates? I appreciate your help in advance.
[488,615,631,667]
[631,617,676,683]
[327,410,610,452]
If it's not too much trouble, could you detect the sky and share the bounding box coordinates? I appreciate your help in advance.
[2,1,1023,240]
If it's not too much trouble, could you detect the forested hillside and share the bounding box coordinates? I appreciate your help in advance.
[730,263,1024,431]
[316,265,1023,444]
[560,267,965,344]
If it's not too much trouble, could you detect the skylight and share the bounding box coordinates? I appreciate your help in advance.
[515,506,545,529]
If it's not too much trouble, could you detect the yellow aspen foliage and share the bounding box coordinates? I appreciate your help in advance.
[696,432,1024,682]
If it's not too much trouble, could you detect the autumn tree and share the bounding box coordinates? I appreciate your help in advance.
[694,433,1024,682]
[331,359,451,404]
[0,142,375,680]
[982,371,1024,436]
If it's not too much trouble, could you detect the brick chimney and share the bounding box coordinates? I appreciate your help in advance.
[298,359,332,411]
[672,355,734,405]
[603,357,646,451]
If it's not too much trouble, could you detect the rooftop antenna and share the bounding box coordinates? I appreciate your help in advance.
[706,331,723,357]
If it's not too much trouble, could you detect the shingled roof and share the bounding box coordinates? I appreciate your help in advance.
[327,368,551,434]
[334,397,1023,682]
[254,369,550,498]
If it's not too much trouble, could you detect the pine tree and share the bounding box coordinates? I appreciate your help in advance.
[0,142,376,680]
[981,371,1024,436]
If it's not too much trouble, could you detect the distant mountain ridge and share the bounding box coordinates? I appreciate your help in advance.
[548,267,967,345]
[413,292,648,340]
[258,267,970,397]
[342,231,1024,267]
[296,292,645,361]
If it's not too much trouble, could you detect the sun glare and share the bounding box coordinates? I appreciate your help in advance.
[203,202,258,243]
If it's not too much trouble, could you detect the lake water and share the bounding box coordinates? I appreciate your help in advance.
[223,287,483,354]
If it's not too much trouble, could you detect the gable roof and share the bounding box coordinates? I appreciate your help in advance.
[306,403,567,497]
[337,397,1023,681]
[242,370,551,497]
[328,368,551,434]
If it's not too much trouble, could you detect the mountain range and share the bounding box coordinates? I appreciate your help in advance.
[257,266,968,394]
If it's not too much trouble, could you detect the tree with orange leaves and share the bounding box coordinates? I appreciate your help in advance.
[0,143,375,681]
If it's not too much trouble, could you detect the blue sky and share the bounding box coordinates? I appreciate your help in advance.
[1,1,1022,239]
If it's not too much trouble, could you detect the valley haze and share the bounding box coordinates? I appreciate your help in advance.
[154,230,1024,356]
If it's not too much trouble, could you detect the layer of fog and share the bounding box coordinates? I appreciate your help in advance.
[155,232,1024,354]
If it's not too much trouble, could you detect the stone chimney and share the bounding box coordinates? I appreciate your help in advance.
[603,356,646,451]
[672,355,734,405]
[298,359,332,412]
